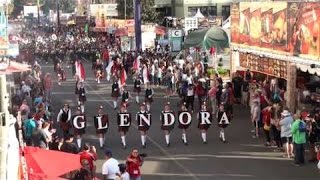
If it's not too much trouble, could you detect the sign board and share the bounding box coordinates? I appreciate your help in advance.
[169,29,183,38]
[184,17,198,35]
[23,6,38,17]
[90,4,118,17]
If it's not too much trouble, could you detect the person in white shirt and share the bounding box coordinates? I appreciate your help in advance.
[102,149,120,180]
[116,163,130,180]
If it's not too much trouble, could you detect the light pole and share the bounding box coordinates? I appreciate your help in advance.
[124,0,126,20]
[134,0,141,51]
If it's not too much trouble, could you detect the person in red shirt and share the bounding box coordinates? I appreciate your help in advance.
[126,148,145,180]
[79,143,97,178]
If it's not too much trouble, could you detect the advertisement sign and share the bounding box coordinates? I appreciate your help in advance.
[231,3,240,43]
[260,2,273,48]
[239,2,250,44]
[272,2,287,52]
[184,17,198,35]
[249,3,261,46]
[239,53,288,79]
[287,2,320,60]
[0,7,8,50]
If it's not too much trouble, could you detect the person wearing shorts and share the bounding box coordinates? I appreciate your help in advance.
[279,110,294,158]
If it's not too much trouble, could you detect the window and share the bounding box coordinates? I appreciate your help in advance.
[188,6,217,17]
[221,5,230,20]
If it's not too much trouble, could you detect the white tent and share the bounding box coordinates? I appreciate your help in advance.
[194,8,204,18]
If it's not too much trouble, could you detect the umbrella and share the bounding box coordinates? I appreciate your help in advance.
[184,26,229,50]
[24,147,81,180]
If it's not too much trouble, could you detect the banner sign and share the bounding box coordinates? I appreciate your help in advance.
[232,2,320,61]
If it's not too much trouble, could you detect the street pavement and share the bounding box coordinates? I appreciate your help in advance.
[41,62,320,180]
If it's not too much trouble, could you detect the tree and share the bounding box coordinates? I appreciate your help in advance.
[117,0,159,23]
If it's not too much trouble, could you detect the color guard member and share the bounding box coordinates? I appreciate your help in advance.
[117,104,131,149]
[197,102,212,144]
[160,102,175,147]
[178,103,192,145]
[72,107,86,148]
[94,106,109,148]
[217,103,231,143]
[136,103,151,148]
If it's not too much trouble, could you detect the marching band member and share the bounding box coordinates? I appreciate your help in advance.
[57,104,71,137]
[94,106,109,149]
[111,78,120,109]
[121,85,131,107]
[72,107,86,148]
[217,103,231,143]
[160,102,175,147]
[197,102,212,144]
[117,104,131,149]
[55,62,65,86]
[78,81,87,113]
[133,76,142,103]
[136,103,151,148]
[178,103,192,145]
[145,83,154,112]
[95,59,104,84]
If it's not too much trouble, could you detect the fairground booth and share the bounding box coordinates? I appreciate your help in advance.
[230,1,320,112]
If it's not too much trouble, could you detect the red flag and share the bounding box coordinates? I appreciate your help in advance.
[120,69,127,86]
[79,62,86,81]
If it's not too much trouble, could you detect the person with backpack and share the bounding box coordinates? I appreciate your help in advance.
[291,114,307,166]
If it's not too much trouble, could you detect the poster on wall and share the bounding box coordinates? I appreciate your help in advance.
[231,3,240,43]
[260,2,273,48]
[272,2,287,52]
[239,2,250,44]
[249,3,261,46]
[288,2,320,60]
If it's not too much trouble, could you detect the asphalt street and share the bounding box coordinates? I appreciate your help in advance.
[41,61,320,180]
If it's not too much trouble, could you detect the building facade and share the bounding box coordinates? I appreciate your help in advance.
[155,0,236,20]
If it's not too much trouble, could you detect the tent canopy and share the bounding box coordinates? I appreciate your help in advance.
[184,26,229,50]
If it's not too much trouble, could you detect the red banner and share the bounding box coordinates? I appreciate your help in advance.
[288,2,320,59]
[249,4,261,46]
[272,2,288,52]
[260,3,273,48]
[239,3,250,44]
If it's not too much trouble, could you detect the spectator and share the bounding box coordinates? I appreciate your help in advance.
[21,81,31,96]
[23,113,36,146]
[279,110,294,158]
[116,164,130,180]
[79,143,97,177]
[126,148,145,180]
[20,99,30,115]
[31,121,49,149]
[262,106,272,146]
[291,114,307,166]
[102,149,119,180]
[60,134,79,154]
[251,99,261,138]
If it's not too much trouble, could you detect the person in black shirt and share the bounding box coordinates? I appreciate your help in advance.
[242,81,249,106]
[133,76,142,103]
[145,83,154,112]
[111,78,120,109]
[60,134,79,154]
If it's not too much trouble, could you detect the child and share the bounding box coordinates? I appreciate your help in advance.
[116,163,130,180]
